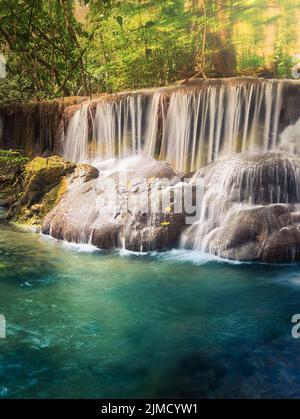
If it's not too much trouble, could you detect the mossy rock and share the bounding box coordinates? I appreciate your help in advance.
[10,156,76,227]
[16,176,69,227]
[3,153,98,229]
[25,155,73,173]
[20,156,76,206]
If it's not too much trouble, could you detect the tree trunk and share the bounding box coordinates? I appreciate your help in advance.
[211,0,237,76]
[191,0,237,77]
[263,1,281,71]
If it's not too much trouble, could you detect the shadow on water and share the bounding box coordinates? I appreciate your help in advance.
[0,224,64,287]
[149,336,300,399]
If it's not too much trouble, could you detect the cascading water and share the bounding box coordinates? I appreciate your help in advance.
[160,81,283,170]
[64,103,89,163]
[63,79,286,172]
[280,117,300,154]
[92,95,145,160]
[181,152,300,259]
[50,78,300,260]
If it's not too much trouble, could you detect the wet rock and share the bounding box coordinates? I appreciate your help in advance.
[20,156,76,205]
[198,152,300,205]
[70,164,99,184]
[9,156,97,228]
[207,204,299,262]
[183,152,300,263]
[122,212,185,252]
[41,151,300,260]
[42,158,186,251]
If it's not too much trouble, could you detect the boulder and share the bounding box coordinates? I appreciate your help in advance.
[42,157,185,251]
[9,156,97,228]
[10,149,300,262]
[20,156,76,205]
[183,152,300,263]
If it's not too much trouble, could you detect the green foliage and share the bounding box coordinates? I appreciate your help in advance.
[0,0,92,101]
[274,48,294,78]
[90,1,194,91]
[0,150,29,172]
[238,54,265,74]
[0,0,300,103]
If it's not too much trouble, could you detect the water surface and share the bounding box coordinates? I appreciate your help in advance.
[0,223,300,398]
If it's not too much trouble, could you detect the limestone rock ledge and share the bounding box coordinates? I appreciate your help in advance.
[3,155,97,228]
[41,158,186,251]
[3,150,300,263]
[182,152,300,263]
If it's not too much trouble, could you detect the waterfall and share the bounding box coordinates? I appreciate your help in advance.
[92,95,145,159]
[64,103,89,163]
[63,79,286,172]
[143,93,162,157]
[181,152,300,255]
[43,79,300,260]
[280,117,300,154]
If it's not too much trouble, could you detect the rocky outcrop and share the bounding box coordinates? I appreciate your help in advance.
[36,151,300,261]
[7,155,97,228]
[203,204,300,263]
[182,152,300,263]
[4,149,300,263]
[20,156,76,205]
[42,157,186,251]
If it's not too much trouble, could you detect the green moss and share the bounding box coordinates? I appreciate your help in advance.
[25,157,48,173]
[39,177,68,220]
[3,154,97,229]
[25,155,72,174]
[16,177,68,226]
[7,155,76,228]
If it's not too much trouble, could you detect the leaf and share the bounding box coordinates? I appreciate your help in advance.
[116,16,123,27]
[145,48,152,58]
[145,21,155,29]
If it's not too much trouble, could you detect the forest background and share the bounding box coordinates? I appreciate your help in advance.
[0,0,300,104]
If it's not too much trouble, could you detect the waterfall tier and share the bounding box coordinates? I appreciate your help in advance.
[63,78,300,172]
[182,152,300,262]
[41,150,300,263]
